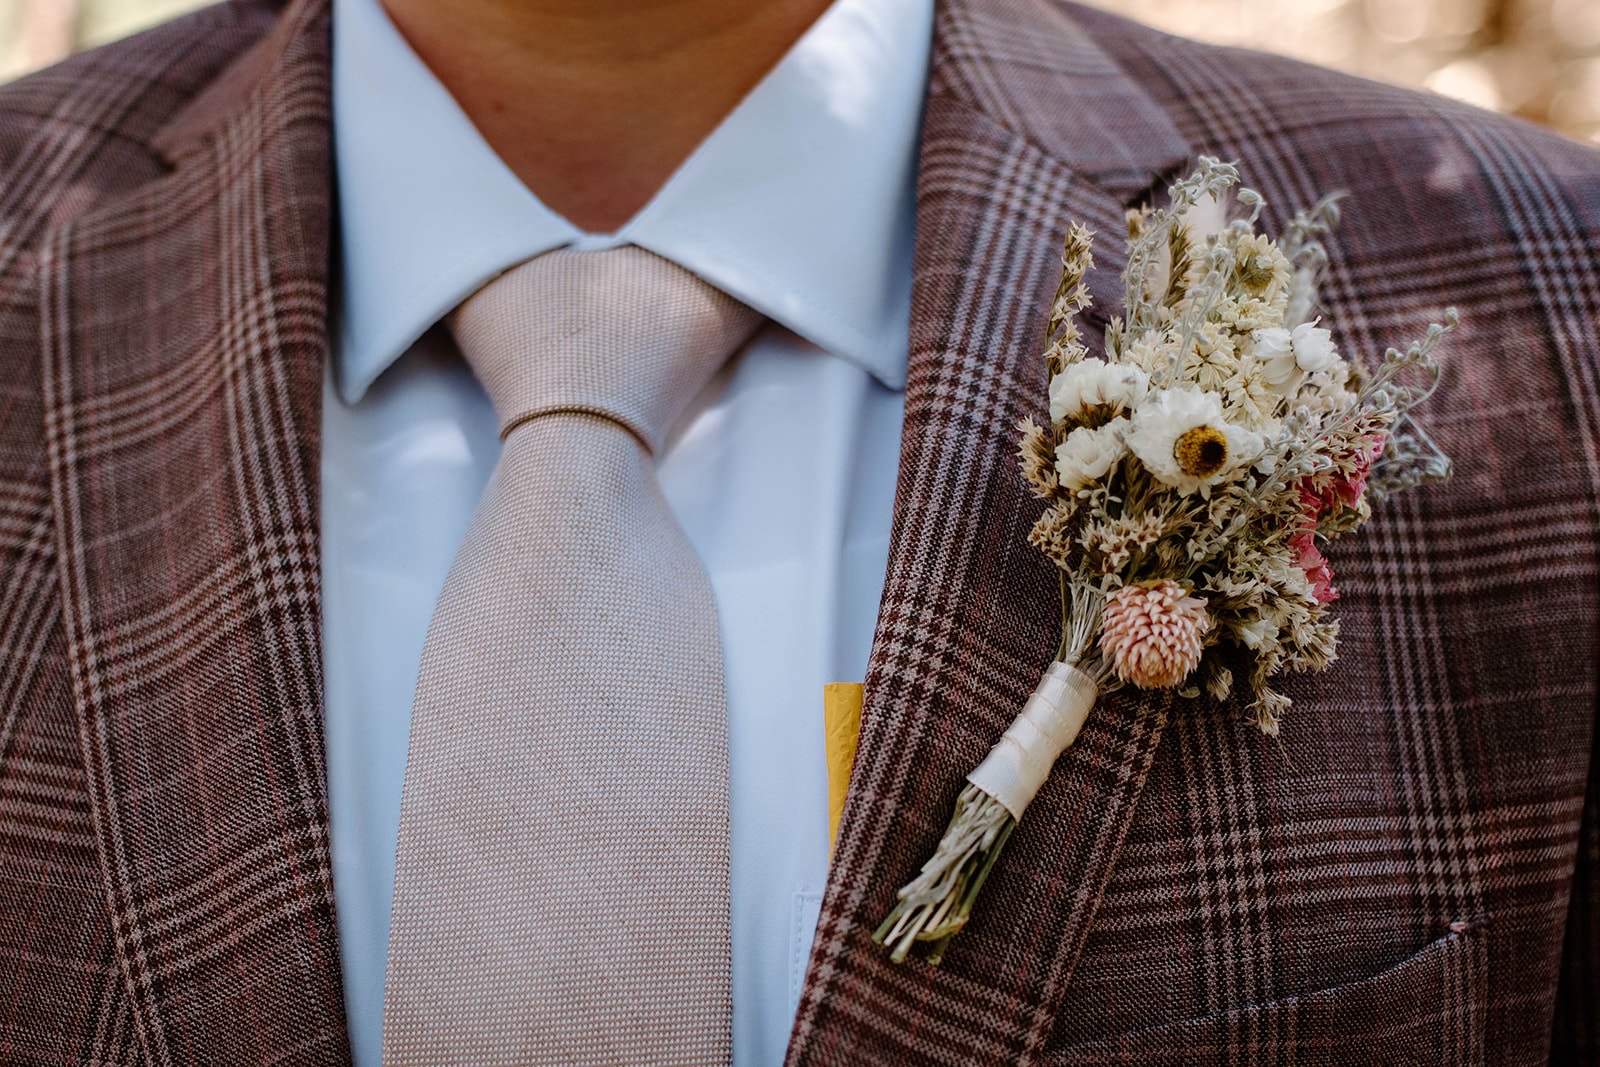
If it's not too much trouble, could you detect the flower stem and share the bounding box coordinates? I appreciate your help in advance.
[1056,569,1072,660]
[873,785,1018,964]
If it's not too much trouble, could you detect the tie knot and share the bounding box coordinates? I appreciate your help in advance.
[449,247,763,452]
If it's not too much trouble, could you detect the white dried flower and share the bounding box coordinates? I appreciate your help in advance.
[1223,371,1281,433]
[1296,368,1359,416]
[1253,321,1339,394]
[1225,296,1288,333]
[1235,612,1280,651]
[1125,387,1265,496]
[1251,327,1297,390]
[1054,420,1126,491]
[1250,688,1293,736]
[1231,232,1292,303]
[1048,359,1150,424]
[1179,324,1239,393]
[1291,321,1338,372]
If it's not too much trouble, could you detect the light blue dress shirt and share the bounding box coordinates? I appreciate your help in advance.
[321,0,932,1062]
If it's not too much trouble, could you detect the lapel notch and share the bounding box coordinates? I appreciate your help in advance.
[788,1,1191,1062]
[40,0,349,1061]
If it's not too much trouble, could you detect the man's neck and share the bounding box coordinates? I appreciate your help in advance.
[382,0,834,233]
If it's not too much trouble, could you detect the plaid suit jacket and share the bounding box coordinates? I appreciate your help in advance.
[1,0,1597,1062]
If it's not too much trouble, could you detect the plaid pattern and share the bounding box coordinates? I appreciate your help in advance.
[0,0,1594,1064]
[1,0,346,1063]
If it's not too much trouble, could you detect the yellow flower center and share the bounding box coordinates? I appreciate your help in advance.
[1174,425,1229,478]
[1236,254,1275,295]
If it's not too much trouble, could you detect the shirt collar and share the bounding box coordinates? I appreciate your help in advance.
[332,0,931,403]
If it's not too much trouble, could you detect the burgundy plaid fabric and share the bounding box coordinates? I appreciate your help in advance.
[0,0,1595,1064]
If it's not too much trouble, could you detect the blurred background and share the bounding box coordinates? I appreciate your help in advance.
[2,0,1597,144]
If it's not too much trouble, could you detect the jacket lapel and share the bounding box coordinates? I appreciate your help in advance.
[39,0,349,1062]
[787,1,1190,1062]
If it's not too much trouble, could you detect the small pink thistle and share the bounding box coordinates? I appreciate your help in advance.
[1099,579,1210,688]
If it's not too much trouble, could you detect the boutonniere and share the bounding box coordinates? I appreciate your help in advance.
[874,158,1456,964]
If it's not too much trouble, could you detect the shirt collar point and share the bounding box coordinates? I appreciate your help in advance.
[805,324,910,393]
[333,335,384,406]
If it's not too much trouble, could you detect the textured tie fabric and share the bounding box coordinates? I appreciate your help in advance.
[382,247,763,1064]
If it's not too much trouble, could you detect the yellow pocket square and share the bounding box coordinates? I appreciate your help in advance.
[823,682,864,852]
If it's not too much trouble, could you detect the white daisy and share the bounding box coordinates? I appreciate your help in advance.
[1125,387,1265,496]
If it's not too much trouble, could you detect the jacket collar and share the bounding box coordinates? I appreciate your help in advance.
[42,0,1188,1060]
[925,0,1189,200]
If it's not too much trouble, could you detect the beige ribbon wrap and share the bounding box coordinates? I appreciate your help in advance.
[965,660,1099,819]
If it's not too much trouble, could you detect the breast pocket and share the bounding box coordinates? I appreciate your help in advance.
[1042,922,1488,1066]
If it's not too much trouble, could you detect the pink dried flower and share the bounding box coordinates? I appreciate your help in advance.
[1099,579,1210,688]
[1295,431,1387,525]
[1289,528,1338,603]
[1285,431,1380,601]
[1330,431,1386,508]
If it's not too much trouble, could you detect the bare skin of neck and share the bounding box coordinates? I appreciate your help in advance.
[382,0,833,233]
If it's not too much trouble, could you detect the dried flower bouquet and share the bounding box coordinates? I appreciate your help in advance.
[874,158,1455,965]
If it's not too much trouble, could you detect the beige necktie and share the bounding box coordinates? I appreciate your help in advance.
[382,246,763,1065]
